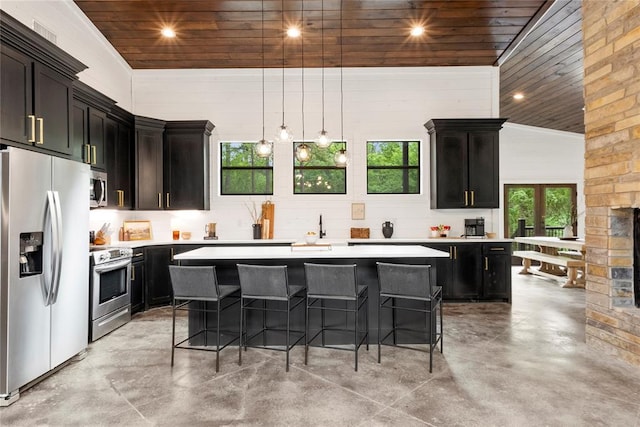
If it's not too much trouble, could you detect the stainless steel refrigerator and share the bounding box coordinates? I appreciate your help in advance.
[0,147,89,405]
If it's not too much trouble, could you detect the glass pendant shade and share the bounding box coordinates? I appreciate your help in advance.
[316,130,331,148]
[255,139,272,158]
[275,124,294,143]
[334,148,348,167]
[295,143,312,162]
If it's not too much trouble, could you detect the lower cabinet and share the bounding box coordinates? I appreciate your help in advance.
[424,241,511,302]
[144,245,173,309]
[130,249,145,314]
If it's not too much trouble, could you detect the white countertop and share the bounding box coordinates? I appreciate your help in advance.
[97,237,512,249]
[174,244,451,260]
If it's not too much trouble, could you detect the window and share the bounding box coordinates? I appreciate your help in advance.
[294,142,346,194]
[220,142,273,195]
[367,141,420,194]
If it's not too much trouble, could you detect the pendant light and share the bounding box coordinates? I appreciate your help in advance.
[255,0,272,158]
[275,0,293,143]
[295,0,311,163]
[315,0,331,149]
[334,0,348,167]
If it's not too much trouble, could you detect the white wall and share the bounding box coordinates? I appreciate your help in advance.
[0,0,133,110]
[123,66,508,240]
[500,123,586,237]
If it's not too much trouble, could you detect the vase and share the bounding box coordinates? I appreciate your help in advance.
[252,223,262,239]
[382,221,394,238]
[563,224,573,238]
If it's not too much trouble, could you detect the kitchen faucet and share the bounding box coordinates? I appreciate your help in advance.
[319,214,327,238]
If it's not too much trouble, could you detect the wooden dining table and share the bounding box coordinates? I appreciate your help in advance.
[514,236,586,288]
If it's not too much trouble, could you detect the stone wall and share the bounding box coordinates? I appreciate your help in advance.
[583,0,640,366]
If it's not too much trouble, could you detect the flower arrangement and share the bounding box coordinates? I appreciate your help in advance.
[430,224,450,237]
[244,201,262,224]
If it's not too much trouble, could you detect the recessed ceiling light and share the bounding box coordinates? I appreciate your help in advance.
[287,27,301,38]
[513,93,524,100]
[410,26,425,37]
[161,27,176,38]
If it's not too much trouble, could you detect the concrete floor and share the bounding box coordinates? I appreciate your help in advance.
[2,268,640,426]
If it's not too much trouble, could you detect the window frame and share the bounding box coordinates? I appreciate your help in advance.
[366,140,421,194]
[293,141,347,195]
[219,141,274,196]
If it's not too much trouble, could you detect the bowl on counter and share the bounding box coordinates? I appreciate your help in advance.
[486,232,496,239]
[181,231,192,240]
[304,232,318,244]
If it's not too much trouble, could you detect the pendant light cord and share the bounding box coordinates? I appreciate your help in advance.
[281,0,285,126]
[261,0,265,140]
[301,0,305,142]
[321,0,325,131]
[340,0,344,144]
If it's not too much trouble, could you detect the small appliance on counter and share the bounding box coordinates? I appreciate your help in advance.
[204,222,218,240]
[464,217,485,238]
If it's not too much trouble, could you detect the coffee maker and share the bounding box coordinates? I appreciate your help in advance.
[464,217,485,238]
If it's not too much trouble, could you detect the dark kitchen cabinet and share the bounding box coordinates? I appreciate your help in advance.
[130,249,145,314]
[164,121,214,210]
[425,119,507,209]
[0,12,86,155]
[135,116,166,210]
[425,243,483,300]
[144,245,173,308]
[106,106,134,209]
[72,81,114,170]
[482,242,512,301]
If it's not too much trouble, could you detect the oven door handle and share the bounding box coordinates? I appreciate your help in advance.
[94,258,132,273]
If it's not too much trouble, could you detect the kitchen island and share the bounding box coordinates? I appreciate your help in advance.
[174,244,449,345]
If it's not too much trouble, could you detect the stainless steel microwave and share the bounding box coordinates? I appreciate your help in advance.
[90,170,107,208]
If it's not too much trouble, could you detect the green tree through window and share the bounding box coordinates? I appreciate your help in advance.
[367,141,420,194]
[294,142,346,194]
[220,142,273,195]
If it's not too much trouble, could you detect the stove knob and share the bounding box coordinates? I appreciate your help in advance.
[99,253,109,262]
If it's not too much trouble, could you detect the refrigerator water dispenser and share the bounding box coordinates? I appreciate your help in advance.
[19,232,43,277]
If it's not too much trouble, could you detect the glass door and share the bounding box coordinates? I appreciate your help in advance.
[504,184,577,262]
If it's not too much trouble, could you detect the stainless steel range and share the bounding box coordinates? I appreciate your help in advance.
[89,247,133,341]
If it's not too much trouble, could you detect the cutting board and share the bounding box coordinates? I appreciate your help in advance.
[261,201,275,239]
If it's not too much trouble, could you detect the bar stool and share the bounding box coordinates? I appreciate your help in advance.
[237,264,306,372]
[304,263,369,371]
[376,262,443,373]
[168,265,240,372]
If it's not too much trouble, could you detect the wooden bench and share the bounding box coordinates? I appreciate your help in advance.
[513,250,585,288]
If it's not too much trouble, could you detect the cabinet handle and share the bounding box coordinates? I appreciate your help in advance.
[490,247,505,251]
[131,266,135,281]
[454,246,457,260]
[158,193,162,208]
[117,190,124,207]
[92,145,97,165]
[170,248,174,262]
[166,193,170,208]
[464,190,468,206]
[36,118,44,144]
[28,115,36,142]
[484,256,489,270]
[85,144,91,164]
[471,190,475,206]
[449,246,453,259]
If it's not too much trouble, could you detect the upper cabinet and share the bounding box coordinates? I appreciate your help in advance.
[134,116,166,210]
[106,106,134,209]
[164,121,214,210]
[0,11,86,156]
[72,81,115,170]
[425,118,507,209]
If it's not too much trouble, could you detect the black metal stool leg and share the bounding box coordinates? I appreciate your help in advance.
[354,300,358,372]
[286,300,291,372]
[216,300,221,372]
[171,298,176,366]
[392,297,397,345]
[304,298,309,365]
[377,296,382,363]
[238,298,243,366]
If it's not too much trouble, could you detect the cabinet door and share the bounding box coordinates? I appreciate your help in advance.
[33,63,73,155]
[136,129,164,210]
[468,131,499,208]
[0,46,32,146]
[88,108,106,170]
[483,254,511,300]
[433,131,468,208]
[72,100,89,163]
[145,246,173,308]
[452,244,482,299]
[130,260,145,314]
[164,131,209,210]
[116,124,133,208]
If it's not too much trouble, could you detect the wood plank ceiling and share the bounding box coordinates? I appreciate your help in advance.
[73,0,584,134]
